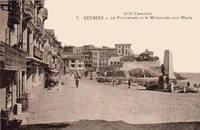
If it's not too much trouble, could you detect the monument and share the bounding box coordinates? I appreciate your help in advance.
[158,50,176,90]
[164,50,176,80]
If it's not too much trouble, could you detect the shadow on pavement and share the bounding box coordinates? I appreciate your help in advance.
[17,120,200,130]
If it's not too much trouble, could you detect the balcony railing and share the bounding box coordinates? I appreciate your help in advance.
[0,42,6,62]
[33,46,43,60]
[8,0,20,24]
[0,41,26,70]
[35,0,44,9]
[34,17,43,33]
[23,0,34,20]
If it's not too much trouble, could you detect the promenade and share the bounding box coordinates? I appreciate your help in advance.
[23,74,200,125]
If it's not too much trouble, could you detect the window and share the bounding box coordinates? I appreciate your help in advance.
[93,62,97,66]
[78,65,82,68]
[53,57,55,64]
[71,64,75,68]
[39,68,42,75]
[111,62,113,65]
[71,60,75,63]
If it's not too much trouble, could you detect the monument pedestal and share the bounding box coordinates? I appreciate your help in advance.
[164,83,168,90]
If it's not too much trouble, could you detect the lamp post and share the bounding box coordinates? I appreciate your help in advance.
[112,69,115,86]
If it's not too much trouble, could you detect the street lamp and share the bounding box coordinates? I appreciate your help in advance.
[112,69,115,86]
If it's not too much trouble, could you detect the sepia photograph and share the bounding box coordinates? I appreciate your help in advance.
[0,0,200,130]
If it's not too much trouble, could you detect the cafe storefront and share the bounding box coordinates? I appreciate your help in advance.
[0,41,26,113]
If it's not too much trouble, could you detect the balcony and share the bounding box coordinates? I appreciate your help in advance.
[0,41,26,71]
[40,8,48,21]
[33,46,43,60]
[23,0,34,20]
[0,42,6,62]
[8,0,20,24]
[35,0,44,9]
[34,17,43,33]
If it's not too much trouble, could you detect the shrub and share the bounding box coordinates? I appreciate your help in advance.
[106,71,126,77]
[129,67,161,78]
[129,68,145,78]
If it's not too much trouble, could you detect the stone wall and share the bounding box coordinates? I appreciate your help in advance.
[0,88,6,109]
[0,11,8,43]
[0,88,6,130]
[122,61,161,71]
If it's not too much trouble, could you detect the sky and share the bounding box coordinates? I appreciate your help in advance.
[45,0,200,73]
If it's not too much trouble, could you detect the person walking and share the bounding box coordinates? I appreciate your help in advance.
[128,79,131,89]
[75,78,79,88]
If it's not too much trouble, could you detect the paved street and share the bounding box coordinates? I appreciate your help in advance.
[25,75,200,125]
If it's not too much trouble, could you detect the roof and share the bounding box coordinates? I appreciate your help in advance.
[62,54,83,60]
[115,44,132,46]
[89,47,117,51]
[64,45,76,48]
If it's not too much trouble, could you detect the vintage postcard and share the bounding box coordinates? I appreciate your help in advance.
[0,0,200,130]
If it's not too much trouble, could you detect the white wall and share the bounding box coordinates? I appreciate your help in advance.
[122,61,161,71]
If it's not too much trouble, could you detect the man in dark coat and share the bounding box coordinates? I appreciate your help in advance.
[75,78,79,88]
[128,79,131,89]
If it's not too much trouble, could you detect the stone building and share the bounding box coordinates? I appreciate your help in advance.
[137,49,159,61]
[21,0,49,93]
[75,46,84,55]
[83,44,95,51]
[83,51,93,69]
[63,45,76,54]
[62,54,85,76]
[108,56,122,67]
[0,0,64,125]
[0,0,26,123]
[89,47,118,70]
[82,45,95,70]
[115,44,132,56]
[44,29,64,83]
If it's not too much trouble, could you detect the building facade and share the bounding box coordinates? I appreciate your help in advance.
[21,0,49,93]
[62,54,85,77]
[63,45,76,54]
[82,45,95,71]
[108,56,122,67]
[75,47,84,55]
[115,44,132,56]
[89,47,118,70]
[83,51,93,69]
[0,0,26,123]
[44,29,64,84]
[0,0,64,125]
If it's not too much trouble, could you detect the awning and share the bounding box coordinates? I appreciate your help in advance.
[49,69,59,73]
[26,57,48,66]
[46,69,60,77]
